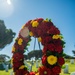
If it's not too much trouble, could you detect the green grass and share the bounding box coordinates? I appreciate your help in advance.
[0,61,75,75]
[60,62,75,75]
[0,69,12,75]
[32,61,75,75]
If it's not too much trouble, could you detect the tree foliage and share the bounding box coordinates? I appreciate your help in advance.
[27,50,42,59]
[0,20,16,50]
[0,54,10,62]
[72,50,75,56]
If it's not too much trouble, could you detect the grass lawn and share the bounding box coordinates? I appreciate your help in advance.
[60,62,75,75]
[32,62,75,75]
[0,62,75,75]
[0,69,12,75]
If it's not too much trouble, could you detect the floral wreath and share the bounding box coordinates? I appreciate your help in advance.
[12,18,65,75]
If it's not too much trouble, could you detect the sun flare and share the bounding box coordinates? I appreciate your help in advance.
[7,0,11,5]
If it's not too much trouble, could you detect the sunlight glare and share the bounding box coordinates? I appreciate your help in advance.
[7,0,11,5]
[0,0,14,18]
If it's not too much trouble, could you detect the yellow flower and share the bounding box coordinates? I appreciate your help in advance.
[29,32,33,36]
[30,20,34,24]
[52,34,62,39]
[19,65,25,69]
[38,37,42,42]
[32,21,39,27]
[12,46,15,52]
[18,38,23,45]
[21,24,25,29]
[11,58,13,65]
[35,72,39,75]
[47,55,57,65]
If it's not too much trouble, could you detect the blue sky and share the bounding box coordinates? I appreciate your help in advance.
[0,0,75,57]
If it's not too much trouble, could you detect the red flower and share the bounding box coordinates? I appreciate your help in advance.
[23,70,30,75]
[55,45,62,53]
[36,29,43,37]
[47,44,55,52]
[42,55,47,65]
[13,53,24,62]
[52,66,61,74]
[13,62,23,69]
[39,66,52,75]
[36,18,43,23]
[41,36,52,45]
[58,57,65,66]
[15,69,21,75]
[30,71,35,75]
[43,44,55,53]
[25,20,32,27]
[47,25,60,35]
[53,39,61,45]
[42,46,48,54]
[15,69,30,75]
[14,43,18,50]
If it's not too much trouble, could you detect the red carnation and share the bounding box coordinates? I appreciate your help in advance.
[15,69,28,75]
[37,18,43,23]
[53,39,61,45]
[39,66,52,75]
[13,62,23,69]
[14,43,18,50]
[42,55,47,65]
[23,70,30,75]
[13,53,24,62]
[42,46,48,54]
[58,57,65,66]
[41,36,52,45]
[19,45,25,51]
[37,29,43,37]
[47,25,60,35]
[30,71,35,75]
[47,44,55,52]
[52,66,61,74]
[55,45,62,53]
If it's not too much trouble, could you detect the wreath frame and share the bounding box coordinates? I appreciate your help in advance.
[12,18,65,75]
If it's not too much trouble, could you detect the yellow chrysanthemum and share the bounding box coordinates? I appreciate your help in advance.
[11,58,13,65]
[38,37,42,42]
[21,25,25,29]
[35,72,39,75]
[30,20,34,24]
[18,38,23,45]
[29,32,33,36]
[52,34,62,39]
[19,65,25,69]
[12,46,15,52]
[32,21,39,27]
[47,55,57,65]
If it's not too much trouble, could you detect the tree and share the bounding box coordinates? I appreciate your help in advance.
[28,50,42,59]
[72,50,75,56]
[0,54,10,63]
[0,54,10,70]
[0,20,16,50]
